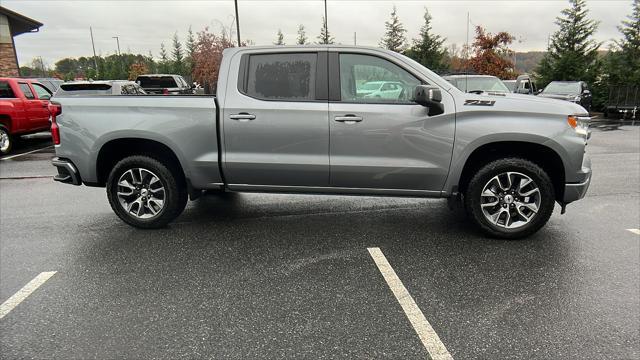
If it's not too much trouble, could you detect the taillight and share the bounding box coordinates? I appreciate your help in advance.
[48,102,62,145]
[162,88,169,95]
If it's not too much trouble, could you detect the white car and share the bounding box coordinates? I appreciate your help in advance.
[356,81,405,99]
[53,80,146,97]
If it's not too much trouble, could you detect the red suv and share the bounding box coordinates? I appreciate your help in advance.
[0,78,54,155]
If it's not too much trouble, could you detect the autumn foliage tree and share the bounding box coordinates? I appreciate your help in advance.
[467,26,516,79]
[128,62,148,80]
[192,27,245,93]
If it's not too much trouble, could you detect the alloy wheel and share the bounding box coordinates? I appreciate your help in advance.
[116,168,166,219]
[0,128,10,153]
[480,172,541,229]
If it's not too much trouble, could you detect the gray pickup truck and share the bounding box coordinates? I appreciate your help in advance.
[50,46,591,239]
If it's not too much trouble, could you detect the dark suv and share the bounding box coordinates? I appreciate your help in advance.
[135,74,193,95]
[538,81,592,112]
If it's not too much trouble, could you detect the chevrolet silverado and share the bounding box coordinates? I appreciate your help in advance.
[50,46,591,239]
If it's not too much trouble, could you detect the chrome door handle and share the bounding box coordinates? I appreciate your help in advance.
[334,115,363,124]
[230,113,256,121]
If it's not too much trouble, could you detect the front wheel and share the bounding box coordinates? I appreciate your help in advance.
[464,158,555,239]
[0,126,13,155]
[106,155,188,229]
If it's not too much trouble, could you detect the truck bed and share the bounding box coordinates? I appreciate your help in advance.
[52,95,223,190]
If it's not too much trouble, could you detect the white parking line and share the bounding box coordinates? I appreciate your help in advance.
[0,271,57,319]
[0,145,54,161]
[627,229,640,235]
[367,247,453,360]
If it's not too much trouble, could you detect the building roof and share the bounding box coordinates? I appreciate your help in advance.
[0,6,43,36]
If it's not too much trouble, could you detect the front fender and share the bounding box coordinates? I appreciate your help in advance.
[443,110,575,195]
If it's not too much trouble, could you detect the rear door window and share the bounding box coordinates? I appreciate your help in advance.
[19,83,35,99]
[0,81,15,98]
[244,53,317,101]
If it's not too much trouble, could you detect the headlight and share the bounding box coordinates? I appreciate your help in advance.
[568,115,590,137]
[573,96,581,102]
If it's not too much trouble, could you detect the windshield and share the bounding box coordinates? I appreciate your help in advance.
[359,82,382,91]
[136,76,178,88]
[542,82,581,95]
[451,76,510,93]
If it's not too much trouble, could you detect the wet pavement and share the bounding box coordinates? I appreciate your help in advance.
[0,127,638,359]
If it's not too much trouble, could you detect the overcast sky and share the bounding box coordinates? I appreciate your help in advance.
[4,0,634,68]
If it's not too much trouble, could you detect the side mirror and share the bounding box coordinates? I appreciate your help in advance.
[413,85,444,116]
[535,89,543,95]
[583,89,590,95]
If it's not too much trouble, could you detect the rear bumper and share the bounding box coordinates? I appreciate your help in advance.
[52,157,81,185]
[563,155,591,203]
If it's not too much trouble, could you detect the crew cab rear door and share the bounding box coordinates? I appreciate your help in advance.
[327,51,455,191]
[222,50,329,187]
[31,83,53,128]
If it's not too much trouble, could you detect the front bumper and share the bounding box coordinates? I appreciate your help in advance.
[52,157,82,185]
[563,155,591,203]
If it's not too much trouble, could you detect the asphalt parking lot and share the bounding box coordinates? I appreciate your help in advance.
[1,126,638,359]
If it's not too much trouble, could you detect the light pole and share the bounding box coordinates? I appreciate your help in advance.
[324,0,328,44]
[234,0,241,46]
[112,36,121,56]
[90,27,98,74]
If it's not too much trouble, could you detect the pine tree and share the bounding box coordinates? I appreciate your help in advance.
[274,29,285,45]
[296,24,308,45]
[405,7,447,72]
[619,0,640,50]
[536,0,601,86]
[603,0,640,88]
[186,26,196,58]
[379,6,407,52]
[159,42,170,73]
[317,16,334,44]
[171,32,184,75]
[185,26,196,78]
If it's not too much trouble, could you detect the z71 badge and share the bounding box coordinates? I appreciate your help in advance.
[464,99,496,106]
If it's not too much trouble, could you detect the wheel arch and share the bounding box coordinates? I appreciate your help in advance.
[0,115,12,132]
[454,140,566,202]
[95,137,187,187]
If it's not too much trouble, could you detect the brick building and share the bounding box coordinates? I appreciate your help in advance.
[0,6,42,77]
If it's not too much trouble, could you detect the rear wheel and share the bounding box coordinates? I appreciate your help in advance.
[0,126,13,155]
[464,158,555,239]
[106,155,187,229]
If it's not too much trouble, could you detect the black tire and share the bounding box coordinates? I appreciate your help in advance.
[0,126,13,155]
[106,155,188,229]
[464,158,555,239]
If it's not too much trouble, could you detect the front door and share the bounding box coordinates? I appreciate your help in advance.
[223,51,330,187]
[328,52,455,191]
